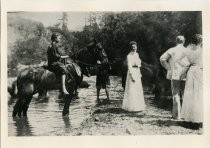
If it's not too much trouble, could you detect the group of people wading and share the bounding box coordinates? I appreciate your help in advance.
[47,33,203,129]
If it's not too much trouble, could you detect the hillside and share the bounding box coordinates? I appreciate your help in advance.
[7,13,47,55]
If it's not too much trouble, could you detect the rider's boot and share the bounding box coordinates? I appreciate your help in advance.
[61,74,68,95]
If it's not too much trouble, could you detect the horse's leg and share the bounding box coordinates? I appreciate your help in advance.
[62,73,80,116]
[73,74,82,96]
[75,85,79,95]
[76,75,83,96]
[96,87,101,103]
[13,96,23,117]
[73,85,79,99]
[38,89,48,101]
[16,83,34,117]
[17,97,24,118]
[62,94,72,116]
[105,87,110,101]
[22,96,33,117]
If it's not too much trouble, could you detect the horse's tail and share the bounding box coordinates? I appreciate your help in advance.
[141,62,155,76]
[8,80,18,98]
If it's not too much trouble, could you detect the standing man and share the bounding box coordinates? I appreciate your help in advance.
[95,43,110,103]
[160,35,189,120]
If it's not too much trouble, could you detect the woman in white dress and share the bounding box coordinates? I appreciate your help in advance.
[122,41,145,112]
[179,34,203,125]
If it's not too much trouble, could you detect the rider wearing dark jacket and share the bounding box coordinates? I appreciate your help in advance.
[47,33,69,94]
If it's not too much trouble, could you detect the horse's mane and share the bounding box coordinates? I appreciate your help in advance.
[73,42,98,62]
[74,47,90,59]
[17,63,47,80]
[17,62,46,72]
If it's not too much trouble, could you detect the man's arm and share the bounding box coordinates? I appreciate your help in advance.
[61,55,69,59]
[160,50,171,70]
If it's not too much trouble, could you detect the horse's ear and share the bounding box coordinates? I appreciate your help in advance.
[94,38,97,44]
[87,42,95,48]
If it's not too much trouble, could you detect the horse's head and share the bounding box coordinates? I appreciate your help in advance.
[87,42,108,64]
[74,41,109,76]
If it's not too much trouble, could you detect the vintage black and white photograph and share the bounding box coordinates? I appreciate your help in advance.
[7,11,203,136]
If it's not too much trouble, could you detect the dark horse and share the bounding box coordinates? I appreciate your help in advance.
[12,41,105,117]
[8,68,90,99]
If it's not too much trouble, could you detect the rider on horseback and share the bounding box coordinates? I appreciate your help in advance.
[47,33,69,94]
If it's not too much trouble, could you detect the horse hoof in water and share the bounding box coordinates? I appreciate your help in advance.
[96,99,102,105]
[62,111,69,117]
[105,99,110,104]
[73,93,79,100]
[58,93,65,99]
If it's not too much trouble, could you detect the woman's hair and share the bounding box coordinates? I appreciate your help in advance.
[191,34,202,45]
[129,41,137,46]
[51,33,59,41]
[129,41,138,51]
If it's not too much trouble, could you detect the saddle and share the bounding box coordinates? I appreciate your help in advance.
[43,60,81,78]
[71,63,82,77]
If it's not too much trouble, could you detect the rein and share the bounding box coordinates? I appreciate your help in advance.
[75,60,98,67]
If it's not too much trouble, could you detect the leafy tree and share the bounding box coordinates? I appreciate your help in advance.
[8,11,202,97]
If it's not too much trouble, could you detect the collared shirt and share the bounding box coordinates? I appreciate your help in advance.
[127,52,141,76]
[160,44,189,80]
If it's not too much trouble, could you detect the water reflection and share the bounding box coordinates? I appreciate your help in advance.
[13,117,34,136]
[34,96,50,104]
[8,97,17,106]
[62,116,71,128]
[8,76,122,136]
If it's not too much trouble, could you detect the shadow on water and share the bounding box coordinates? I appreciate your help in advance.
[143,119,179,127]
[95,98,122,106]
[55,94,79,105]
[13,117,34,136]
[150,98,172,111]
[178,121,203,130]
[93,106,146,118]
[34,97,50,104]
[8,97,17,106]
[62,116,71,128]
[144,114,171,119]
[135,118,202,133]
[9,76,184,135]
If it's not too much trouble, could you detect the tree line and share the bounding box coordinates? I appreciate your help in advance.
[8,11,202,79]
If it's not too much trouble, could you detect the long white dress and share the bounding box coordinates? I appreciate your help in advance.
[180,45,203,123]
[122,52,145,112]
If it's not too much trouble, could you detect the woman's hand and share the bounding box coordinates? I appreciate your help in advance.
[97,60,101,64]
[130,74,135,82]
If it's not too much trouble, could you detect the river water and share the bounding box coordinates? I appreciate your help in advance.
[8,76,124,136]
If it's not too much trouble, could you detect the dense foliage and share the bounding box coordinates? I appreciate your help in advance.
[8,11,202,78]
[74,11,202,64]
